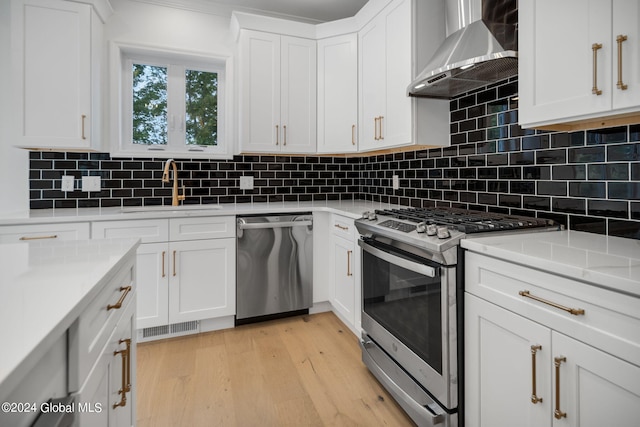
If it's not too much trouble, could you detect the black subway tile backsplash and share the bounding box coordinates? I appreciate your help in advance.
[29,78,640,239]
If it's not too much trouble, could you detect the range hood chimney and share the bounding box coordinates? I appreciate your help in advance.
[408,0,518,99]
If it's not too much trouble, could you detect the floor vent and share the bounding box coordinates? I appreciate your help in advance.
[139,321,200,342]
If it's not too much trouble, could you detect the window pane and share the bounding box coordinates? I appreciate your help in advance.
[185,69,218,146]
[132,64,167,145]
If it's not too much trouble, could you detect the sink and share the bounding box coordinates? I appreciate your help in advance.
[120,204,223,213]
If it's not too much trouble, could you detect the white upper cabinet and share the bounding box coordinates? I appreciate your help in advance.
[11,0,104,150]
[519,0,640,130]
[317,33,358,153]
[238,30,317,154]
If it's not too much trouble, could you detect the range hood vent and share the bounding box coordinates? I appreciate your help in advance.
[408,0,518,99]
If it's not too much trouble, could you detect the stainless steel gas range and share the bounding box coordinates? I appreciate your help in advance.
[355,207,559,427]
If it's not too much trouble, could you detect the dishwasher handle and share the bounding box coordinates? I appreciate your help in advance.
[238,220,313,230]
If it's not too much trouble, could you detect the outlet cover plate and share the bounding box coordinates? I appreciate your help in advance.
[61,175,74,192]
[82,176,101,192]
[239,176,254,190]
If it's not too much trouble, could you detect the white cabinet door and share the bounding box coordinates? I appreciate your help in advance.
[135,243,169,329]
[383,0,412,146]
[519,0,611,126]
[239,30,281,152]
[358,15,386,151]
[465,294,552,427]
[11,0,102,150]
[239,30,316,153]
[281,36,316,153]
[332,235,355,329]
[169,238,235,323]
[612,0,640,110]
[358,0,413,151]
[317,33,358,153]
[552,332,640,427]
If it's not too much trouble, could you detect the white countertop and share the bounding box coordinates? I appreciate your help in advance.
[461,230,640,298]
[0,238,140,400]
[0,200,397,225]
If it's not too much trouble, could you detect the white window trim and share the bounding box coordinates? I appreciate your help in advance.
[109,41,235,159]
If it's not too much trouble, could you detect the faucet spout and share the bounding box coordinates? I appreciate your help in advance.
[161,159,185,206]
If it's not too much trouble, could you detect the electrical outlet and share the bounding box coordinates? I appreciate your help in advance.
[392,175,400,190]
[82,176,101,192]
[61,175,75,192]
[239,176,254,190]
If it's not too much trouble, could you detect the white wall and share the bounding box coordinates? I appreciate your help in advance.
[0,0,30,215]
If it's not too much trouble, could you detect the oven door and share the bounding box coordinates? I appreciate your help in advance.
[359,237,457,410]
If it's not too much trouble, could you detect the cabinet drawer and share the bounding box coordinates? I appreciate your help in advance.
[68,258,135,392]
[92,219,168,243]
[169,216,235,241]
[465,252,640,366]
[0,222,90,243]
[331,214,355,240]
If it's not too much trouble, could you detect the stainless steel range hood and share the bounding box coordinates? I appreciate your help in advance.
[408,0,518,99]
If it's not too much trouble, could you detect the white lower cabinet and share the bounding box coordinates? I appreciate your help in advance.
[329,214,361,334]
[0,222,90,243]
[92,217,236,333]
[465,252,640,427]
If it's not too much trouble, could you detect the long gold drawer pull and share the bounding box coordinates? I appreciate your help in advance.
[161,251,166,278]
[347,250,353,277]
[120,338,132,392]
[351,124,356,145]
[107,286,132,311]
[81,114,87,140]
[275,125,279,145]
[19,235,58,241]
[592,43,603,95]
[530,345,543,404]
[554,356,567,419]
[113,341,129,408]
[617,35,628,90]
[334,224,349,231]
[519,290,585,315]
[173,250,177,277]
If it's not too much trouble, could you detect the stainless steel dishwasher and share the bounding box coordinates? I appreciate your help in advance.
[236,213,313,323]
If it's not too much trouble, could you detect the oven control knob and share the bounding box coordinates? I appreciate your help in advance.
[362,211,370,220]
[437,227,451,239]
[367,212,377,221]
[416,222,427,233]
[426,224,438,236]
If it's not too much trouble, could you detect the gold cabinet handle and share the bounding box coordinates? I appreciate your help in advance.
[81,114,87,140]
[617,35,628,90]
[19,234,58,241]
[172,250,177,277]
[518,290,585,315]
[592,43,603,95]
[275,125,279,145]
[351,124,356,145]
[161,251,166,278]
[554,356,567,419]
[530,345,543,404]
[379,116,384,140]
[283,124,287,146]
[107,286,132,311]
[374,117,379,140]
[113,339,131,408]
[334,224,349,231]
[347,250,353,277]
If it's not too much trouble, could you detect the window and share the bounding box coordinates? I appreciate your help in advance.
[115,45,230,158]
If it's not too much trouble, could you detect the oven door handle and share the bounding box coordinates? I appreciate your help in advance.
[358,239,437,278]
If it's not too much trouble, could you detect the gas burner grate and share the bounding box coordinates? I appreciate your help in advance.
[375,207,554,233]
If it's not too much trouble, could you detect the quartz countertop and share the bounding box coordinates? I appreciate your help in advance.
[461,230,640,298]
[0,238,140,400]
[0,200,398,225]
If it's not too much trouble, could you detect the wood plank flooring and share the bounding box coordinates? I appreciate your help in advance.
[136,312,415,426]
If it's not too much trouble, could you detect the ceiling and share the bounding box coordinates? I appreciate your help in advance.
[133,0,370,23]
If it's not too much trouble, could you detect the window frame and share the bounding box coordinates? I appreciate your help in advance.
[110,42,233,159]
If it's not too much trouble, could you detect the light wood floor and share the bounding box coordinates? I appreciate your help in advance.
[136,312,415,426]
